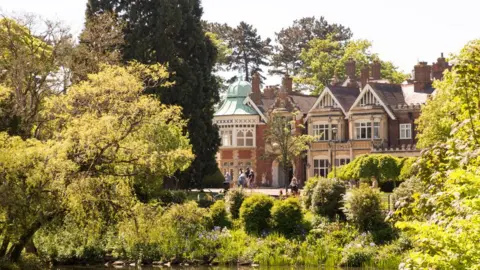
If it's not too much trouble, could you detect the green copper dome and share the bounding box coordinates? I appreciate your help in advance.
[214,79,257,116]
[226,80,252,97]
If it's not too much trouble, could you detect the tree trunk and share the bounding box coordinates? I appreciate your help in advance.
[25,238,37,255]
[6,220,43,262]
[0,236,9,257]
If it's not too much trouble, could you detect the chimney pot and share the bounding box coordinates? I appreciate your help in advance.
[282,74,293,93]
[371,60,381,80]
[360,67,369,88]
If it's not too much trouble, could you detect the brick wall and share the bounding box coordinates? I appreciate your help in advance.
[255,124,273,186]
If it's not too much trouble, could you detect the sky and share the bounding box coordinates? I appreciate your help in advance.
[1,0,478,85]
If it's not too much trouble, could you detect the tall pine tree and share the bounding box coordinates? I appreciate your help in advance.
[271,16,352,75]
[86,0,220,188]
[228,22,272,81]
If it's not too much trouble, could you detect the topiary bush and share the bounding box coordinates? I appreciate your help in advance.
[343,185,384,231]
[239,194,274,235]
[202,168,224,188]
[310,178,346,219]
[270,197,304,237]
[209,200,231,229]
[301,177,320,210]
[224,188,245,219]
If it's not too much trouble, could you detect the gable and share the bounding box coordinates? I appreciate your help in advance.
[349,84,397,120]
[317,92,339,108]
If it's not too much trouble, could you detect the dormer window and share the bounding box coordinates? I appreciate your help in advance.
[360,91,380,106]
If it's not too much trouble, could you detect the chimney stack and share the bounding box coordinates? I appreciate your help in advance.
[251,72,262,104]
[371,60,381,80]
[414,61,432,92]
[345,57,356,79]
[432,52,451,81]
[282,74,293,93]
[360,67,369,88]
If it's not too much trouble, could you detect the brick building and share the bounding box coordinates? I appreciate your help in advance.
[214,53,451,187]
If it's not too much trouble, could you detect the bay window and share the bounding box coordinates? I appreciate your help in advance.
[355,121,381,139]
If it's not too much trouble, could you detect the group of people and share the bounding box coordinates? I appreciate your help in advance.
[223,168,255,189]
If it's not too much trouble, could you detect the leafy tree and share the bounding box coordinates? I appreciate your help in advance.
[298,38,407,94]
[310,178,346,219]
[264,113,314,191]
[70,12,124,83]
[0,64,193,263]
[395,40,480,268]
[343,185,384,231]
[86,0,221,188]
[0,15,72,137]
[227,22,272,81]
[271,16,352,76]
[333,154,401,187]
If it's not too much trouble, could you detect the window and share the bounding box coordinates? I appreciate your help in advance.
[313,124,329,141]
[335,158,351,167]
[246,131,254,146]
[314,159,329,177]
[355,121,380,139]
[312,124,339,141]
[237,129,254,147]
[237,131,245,146]
[220,130,233,146]
[400,123,412,139]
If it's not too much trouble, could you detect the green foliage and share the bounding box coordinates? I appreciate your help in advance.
[270,197,304,237]
[224,188,246,219]
[335,154,400,186]
[264,114,314,188]
[158,190,188,205]
[394,40,480,268]
[301,177,320,210]
[209,200,231,229]
[202,168,224,188]
[298,38,407,94]
[239,194,274,235]
[310,178,346,219]
[270,16,352,76]
[343,185,384,231]
[87,0,221,188]
[340,233,376,267]
[398,157,418,181]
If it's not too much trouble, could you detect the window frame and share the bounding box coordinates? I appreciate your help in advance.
[355,120,381,140]
[399,123,412,139]
[313,159,329,177]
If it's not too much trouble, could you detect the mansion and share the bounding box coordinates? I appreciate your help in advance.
[214,53,451,187]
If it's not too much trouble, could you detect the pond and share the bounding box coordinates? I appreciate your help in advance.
[53,266,368,270]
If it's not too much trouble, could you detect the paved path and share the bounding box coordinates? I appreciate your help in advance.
[197,188,300,197]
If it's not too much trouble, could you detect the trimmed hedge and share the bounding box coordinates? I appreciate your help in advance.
[239,194,274,234]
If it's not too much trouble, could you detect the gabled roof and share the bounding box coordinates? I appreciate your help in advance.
[329,86,360,112]
[289,93,318,114]
[369,83,407,106]
[348,84,398,120]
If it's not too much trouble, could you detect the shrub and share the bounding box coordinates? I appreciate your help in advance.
[158,190,187,205]
[301,177,320,210]
[202,168,224,188]
[310,178,346,219]
[340,233,377,267]
[343,185,384,231]
[270,197,304,237]
[239,194,274,234]
[224,188,245,219]
[209,200,231,229]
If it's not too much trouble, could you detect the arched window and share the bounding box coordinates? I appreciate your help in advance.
[237,131,245,146]
[246,130,254,146]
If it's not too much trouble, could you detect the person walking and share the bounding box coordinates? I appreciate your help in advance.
[238,169,246,188]
[289,176,299,195]
[248,170,255,188]
[223,170,231,191]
